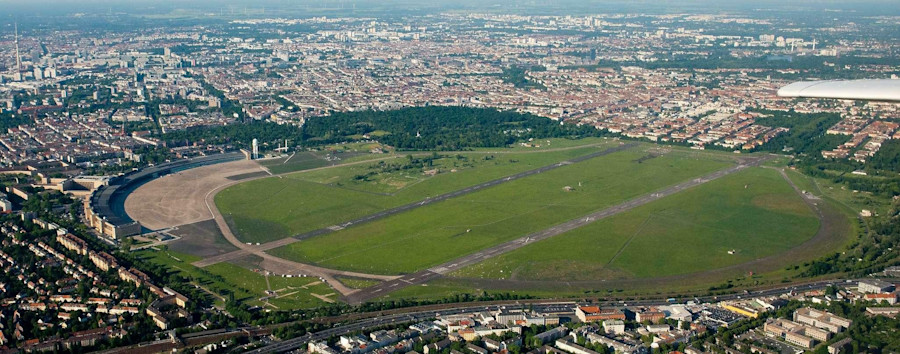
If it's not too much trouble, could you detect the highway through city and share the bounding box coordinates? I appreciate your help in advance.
[194,142,638,268]
[343,155,773,305]
[249,276,841,353]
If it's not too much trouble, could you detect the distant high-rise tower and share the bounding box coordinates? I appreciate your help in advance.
[14,23,22,81]
[252,138,259,159]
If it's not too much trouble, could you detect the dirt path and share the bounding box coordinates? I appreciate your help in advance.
[605,215,654,267]
[311,293,336,303]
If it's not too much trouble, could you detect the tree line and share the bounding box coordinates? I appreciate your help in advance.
[300,106,598,150]
[157,106,604,152]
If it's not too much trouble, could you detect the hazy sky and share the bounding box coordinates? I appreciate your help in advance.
[1,0,898,17]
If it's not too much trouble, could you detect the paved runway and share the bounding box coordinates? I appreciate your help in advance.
[193,142,638,268]
[343,155,772,304]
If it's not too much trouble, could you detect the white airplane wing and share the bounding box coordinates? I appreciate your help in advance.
[777,79,900,102]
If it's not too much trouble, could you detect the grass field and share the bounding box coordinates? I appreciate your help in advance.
[205,263,337,309]
[267,147,734,275]
[790,169,891,216]
[336,277,380,289]
[136,249,333,309]
[452,167,820,281]
[258,152,333,175]
[203,136,858,302]
[216,140,620,243]
[470,137,608,152]
[259,149,388,175]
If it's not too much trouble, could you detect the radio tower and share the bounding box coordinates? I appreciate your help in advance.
[14,22,22,80]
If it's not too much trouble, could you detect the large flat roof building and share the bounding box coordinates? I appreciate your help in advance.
[794,307,852,334]
[764,318,830,349]
[858,279,896,294]
[575,306,625,322]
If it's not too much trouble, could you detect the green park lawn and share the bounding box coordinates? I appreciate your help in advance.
[453,167,820,281]
[205,263,336,309]
[267,147,734,275]
[136,249,332,309]
[216,140,619,243]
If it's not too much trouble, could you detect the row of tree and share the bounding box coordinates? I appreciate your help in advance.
[301,106,599,150]
[157,106,607,152]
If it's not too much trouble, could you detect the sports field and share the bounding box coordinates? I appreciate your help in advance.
[452,167,819,281]
[216,139,618,243]
[266,147,734,275]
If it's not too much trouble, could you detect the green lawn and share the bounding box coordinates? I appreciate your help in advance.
[267,147,733,275]
[216,141,619,243]
[205,263,335,309]
[375,279,483,301]
[783,168,821,196]
[259,152,332,175]
[259,149,389,175]
[336,277,380,289]
[136,249,331,309]
[803,172,891,217]
[453,167,820,281]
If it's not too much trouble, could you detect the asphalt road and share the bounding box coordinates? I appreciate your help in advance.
[343,155,772,305]
[246,302,587,354]
[251,276,841,354]
[194,143,638,268]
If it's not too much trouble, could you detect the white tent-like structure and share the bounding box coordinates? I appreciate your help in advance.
[777,79,900,102]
